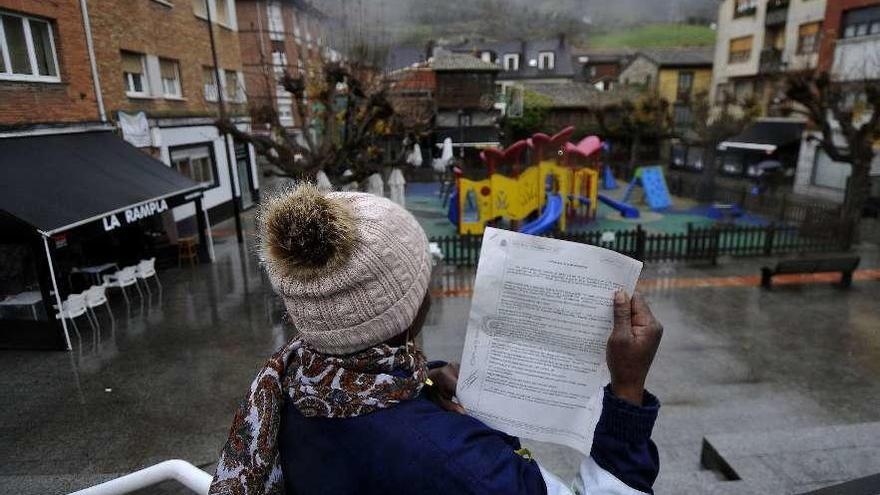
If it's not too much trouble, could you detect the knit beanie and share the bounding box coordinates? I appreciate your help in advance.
[259,183,432,355]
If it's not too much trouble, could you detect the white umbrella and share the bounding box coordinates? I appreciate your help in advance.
[367,173,385,197]
[341,169,358,192]
[315,170,333,192]
[432,138,453,173]
[406,143,424,167]
[388,168,406,207]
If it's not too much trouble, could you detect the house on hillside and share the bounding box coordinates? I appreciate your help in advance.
[430,52,501,166]
[618,48,714,129]
[571,49,636,91]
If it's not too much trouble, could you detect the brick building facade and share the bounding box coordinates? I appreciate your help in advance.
[817,0,880,72]
[0,0,100,126]
[85,0,260,227]
[236,0,333,132]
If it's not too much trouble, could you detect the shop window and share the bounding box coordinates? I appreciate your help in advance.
[503,53,520,71]
[0,12,59,82]
[538,51,555,70]
[171,145,217,188]
[797,22,821,54]
[203,66,218,101]
[841,6,880,39]
[721,153,744,176]
[122,51,149,97]
[729,36,753,64]
[159,58,182,98]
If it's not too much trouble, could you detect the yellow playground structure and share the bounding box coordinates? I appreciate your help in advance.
[448,127,603,236]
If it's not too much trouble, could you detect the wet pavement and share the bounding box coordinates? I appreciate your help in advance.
[1,213,879,494]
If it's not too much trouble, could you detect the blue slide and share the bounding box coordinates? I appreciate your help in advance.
[447,189,459,225]
[598,193,640,219]
[519,194,564,235]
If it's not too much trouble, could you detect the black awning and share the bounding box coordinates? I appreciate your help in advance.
[719,120,806,153]
[0,131,202,235]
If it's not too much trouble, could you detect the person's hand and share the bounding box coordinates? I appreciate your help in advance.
[607,291,663,406]
[426,363,466,414]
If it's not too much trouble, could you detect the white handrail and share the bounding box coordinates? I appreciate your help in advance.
[68,459,211,495]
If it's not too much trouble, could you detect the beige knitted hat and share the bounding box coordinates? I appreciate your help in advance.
[259,183,432,355]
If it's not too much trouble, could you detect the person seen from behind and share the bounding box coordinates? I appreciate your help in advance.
[209,183,663,495]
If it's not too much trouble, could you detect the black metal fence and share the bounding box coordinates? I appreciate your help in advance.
[431,222,854,267]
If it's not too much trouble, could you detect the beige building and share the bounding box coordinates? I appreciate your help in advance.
[710,0,826,112]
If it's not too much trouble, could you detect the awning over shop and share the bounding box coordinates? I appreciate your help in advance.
[718,120,806,153]
[0,131,202,235]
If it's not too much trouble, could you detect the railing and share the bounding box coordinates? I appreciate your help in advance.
[431,221,853,267]
[68,459,211,495]
[759,47,784,73]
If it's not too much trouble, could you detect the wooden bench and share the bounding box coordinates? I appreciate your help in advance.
[761,257,860,289]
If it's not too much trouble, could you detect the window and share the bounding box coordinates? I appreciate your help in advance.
[480,51,492,63]
[171,145,216,187]
[538,51,555,70]
[673,104,692,128]
[797,22,821,54]
[225,69,244,102]
[277,96,294,126]
[841,6,880,39]
[215,0,230,26]
[203,66,218,101]
[458,113,471,127]
[192,0,207,18]
[267,1,283,40]
[292,12,301,39]
[122,51,149,97]
[0,12,59,82]
[734,0,758,17]
[733,79,755,101]
[677,71,694,99]
[503,53,519,71]
[729,36,753,63]
[159,58,182,97]
[271,40,287,66]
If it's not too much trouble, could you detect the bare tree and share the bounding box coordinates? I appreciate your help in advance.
[588,92,674,178]
[218,56,395,185]
[785,71,879,224]
[685,90,759,201]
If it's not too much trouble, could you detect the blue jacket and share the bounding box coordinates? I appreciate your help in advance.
[279,383,659,494]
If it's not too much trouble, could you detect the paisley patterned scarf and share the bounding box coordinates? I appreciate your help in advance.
[209,337,427,495]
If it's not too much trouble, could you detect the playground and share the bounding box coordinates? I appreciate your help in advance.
[410,127,770,239]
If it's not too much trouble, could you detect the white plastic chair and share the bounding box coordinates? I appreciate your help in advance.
[103,266,143,305]
[55,293,94,334]
[135,258,161,294]
[85,284,113,322]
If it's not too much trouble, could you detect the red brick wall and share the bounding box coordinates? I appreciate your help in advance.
[818,0,880,72]
[0,0,100,126]
[86,0,247,120]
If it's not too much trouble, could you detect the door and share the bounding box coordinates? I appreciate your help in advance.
[234,141,254,210]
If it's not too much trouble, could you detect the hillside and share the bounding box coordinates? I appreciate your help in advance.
[586,23,716,49]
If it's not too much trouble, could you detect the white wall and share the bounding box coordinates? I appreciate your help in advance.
[154,122,256,223]
[710,0,764,101]
[782,0,826,71]
[794,130,880,203]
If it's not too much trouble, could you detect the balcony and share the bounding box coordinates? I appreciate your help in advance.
[765,0,789,26]
[759,48,784,73]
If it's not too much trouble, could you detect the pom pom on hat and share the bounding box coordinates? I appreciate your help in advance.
[259,182,357,281]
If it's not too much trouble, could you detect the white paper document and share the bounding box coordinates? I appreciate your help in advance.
[456,227,643,455]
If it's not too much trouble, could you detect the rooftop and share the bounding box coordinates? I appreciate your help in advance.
[639,47,714,67]
[522,82,644,109]
[431,52,500,72]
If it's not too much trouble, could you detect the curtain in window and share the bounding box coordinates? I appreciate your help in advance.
[730,36,753,52]
[121,52,143,75]
[29,20,56,76]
